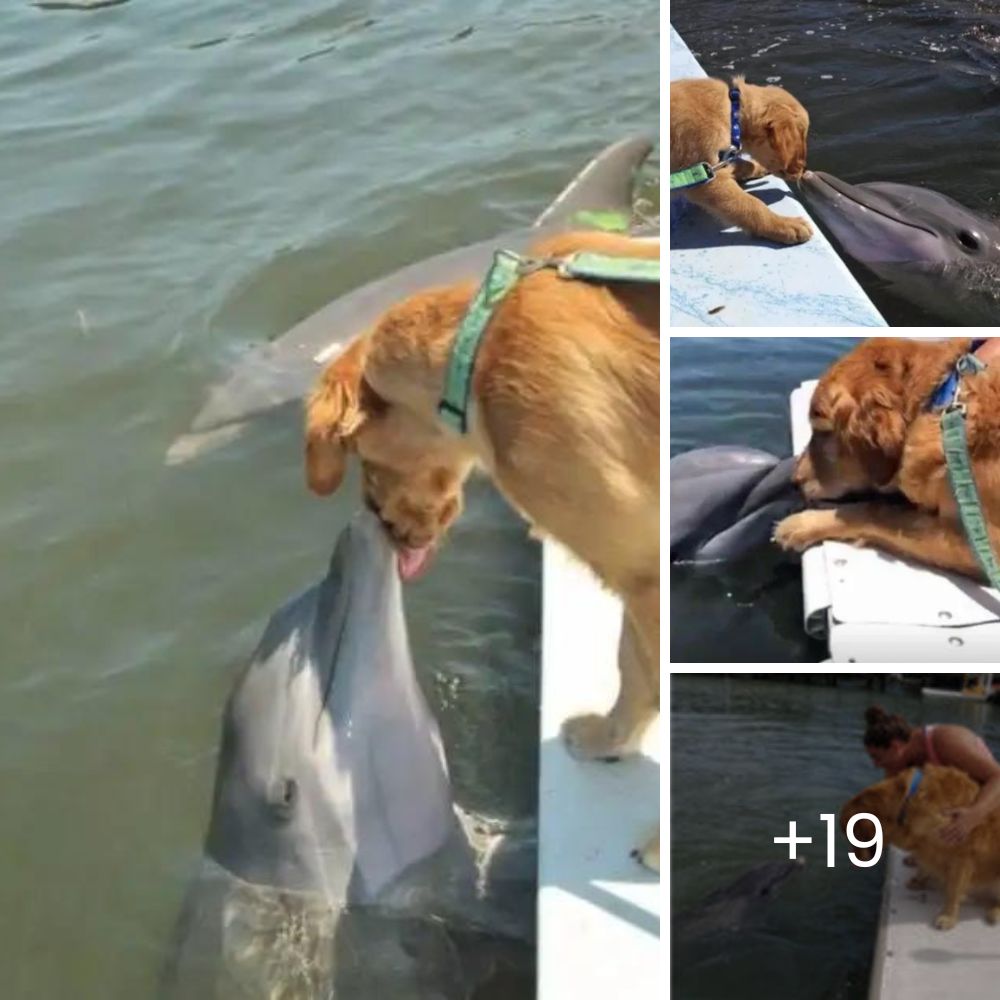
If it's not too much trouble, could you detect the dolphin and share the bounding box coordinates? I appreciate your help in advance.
[799,170,1000,324]
[670,446,803,564]
[672,859,805,942]
[167,135,657,464]
[161,510,530,999]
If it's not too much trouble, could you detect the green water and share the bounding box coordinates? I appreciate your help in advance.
[0,3,658,996]
[671,674,1000,1000]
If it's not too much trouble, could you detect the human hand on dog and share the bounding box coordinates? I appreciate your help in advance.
[940,807,980,844]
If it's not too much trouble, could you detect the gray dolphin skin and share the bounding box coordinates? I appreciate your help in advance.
[673,859,805,942]
[800,170,1000,324]
[167,135,657,463]
[671,446,802,564]
[162,511,528,999]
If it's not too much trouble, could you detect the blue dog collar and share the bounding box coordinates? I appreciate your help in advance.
[929,338,988,410]
[729,81,742,151]
[897,767,924,825]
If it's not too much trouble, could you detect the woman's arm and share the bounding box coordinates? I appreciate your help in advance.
[936,726,1000,842]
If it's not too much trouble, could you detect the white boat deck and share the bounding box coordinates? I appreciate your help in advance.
[537,541,660,998]
[869,847,1000,1000]
[669,26,886,327]
[790,380,1000,661]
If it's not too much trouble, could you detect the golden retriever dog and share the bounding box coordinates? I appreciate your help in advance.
[670,75,812,244]
[775,337,1000,580]
[841,765,1000,929]
[304,229,660,869]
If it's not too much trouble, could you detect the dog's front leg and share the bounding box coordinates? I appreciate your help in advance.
[774,503,989,581]
[561,587,658,762]
[936,858,973,930]
[684,173,812,245]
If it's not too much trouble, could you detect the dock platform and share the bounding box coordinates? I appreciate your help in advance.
[869,846,1000,999]
[669,26,886,327]
[536,541,660,998]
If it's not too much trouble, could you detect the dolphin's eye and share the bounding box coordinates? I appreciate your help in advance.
[957,230,981,251]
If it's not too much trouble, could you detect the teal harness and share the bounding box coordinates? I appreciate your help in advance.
[929,342,1000,590]
[437,249,659,434]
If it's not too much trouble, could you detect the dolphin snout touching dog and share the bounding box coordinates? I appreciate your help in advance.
[799,170,1000,324]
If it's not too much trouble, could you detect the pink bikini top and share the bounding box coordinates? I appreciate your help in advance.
[925,724,991,766]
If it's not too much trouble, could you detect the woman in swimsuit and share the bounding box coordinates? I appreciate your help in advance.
[863,705,1000,844]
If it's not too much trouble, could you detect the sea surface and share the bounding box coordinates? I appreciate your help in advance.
[671,674,1000,1000]
[0,2,658,997]
[670,0,1000,325]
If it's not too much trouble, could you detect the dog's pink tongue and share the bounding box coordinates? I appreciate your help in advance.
[397,545,434,582]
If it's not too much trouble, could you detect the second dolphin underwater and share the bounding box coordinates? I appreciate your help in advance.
[167,135,658,463]
[800,169,1000,325]
[161,511,533,999]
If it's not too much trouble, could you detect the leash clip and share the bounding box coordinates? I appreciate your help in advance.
[514,254,550,277]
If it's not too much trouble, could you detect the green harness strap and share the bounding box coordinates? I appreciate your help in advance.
[558,251,659,284]
[438,249,523,434]
[940,352,1000,591]
[438,248,659,434]
[669,162,715,191]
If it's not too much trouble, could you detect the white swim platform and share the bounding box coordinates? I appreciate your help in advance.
[669,26,886,328]
[869,846,1000,1000]
[790,379,1000,662]
[537,541,660,998]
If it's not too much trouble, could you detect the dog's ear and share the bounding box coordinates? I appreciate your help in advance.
[765,106,807,180]
[829,382,904,487]
[304,337,370,495]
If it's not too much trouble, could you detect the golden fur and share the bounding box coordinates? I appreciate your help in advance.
[775,337,1000,581]
[304,230,660,868]
[670,76,812,244]
[842,766,1000,929]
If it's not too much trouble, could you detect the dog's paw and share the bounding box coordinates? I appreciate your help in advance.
[771,215,813,245]
[732,159,770,183]
[561,713,635,761]
[987,905,1000,925]
[772,510,835,552]
[934,912,958,931]
[630,830,660,873]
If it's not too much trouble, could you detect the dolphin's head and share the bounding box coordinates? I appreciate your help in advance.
[731,859,805,902]
[205,511,455,903]
[800,170,1000,322]
[800,170,1000,268]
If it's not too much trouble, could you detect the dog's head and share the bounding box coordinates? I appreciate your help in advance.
[840,771,909,859]
[747,83,810,181]
[305,336,472,580]
[793,339,912,500]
